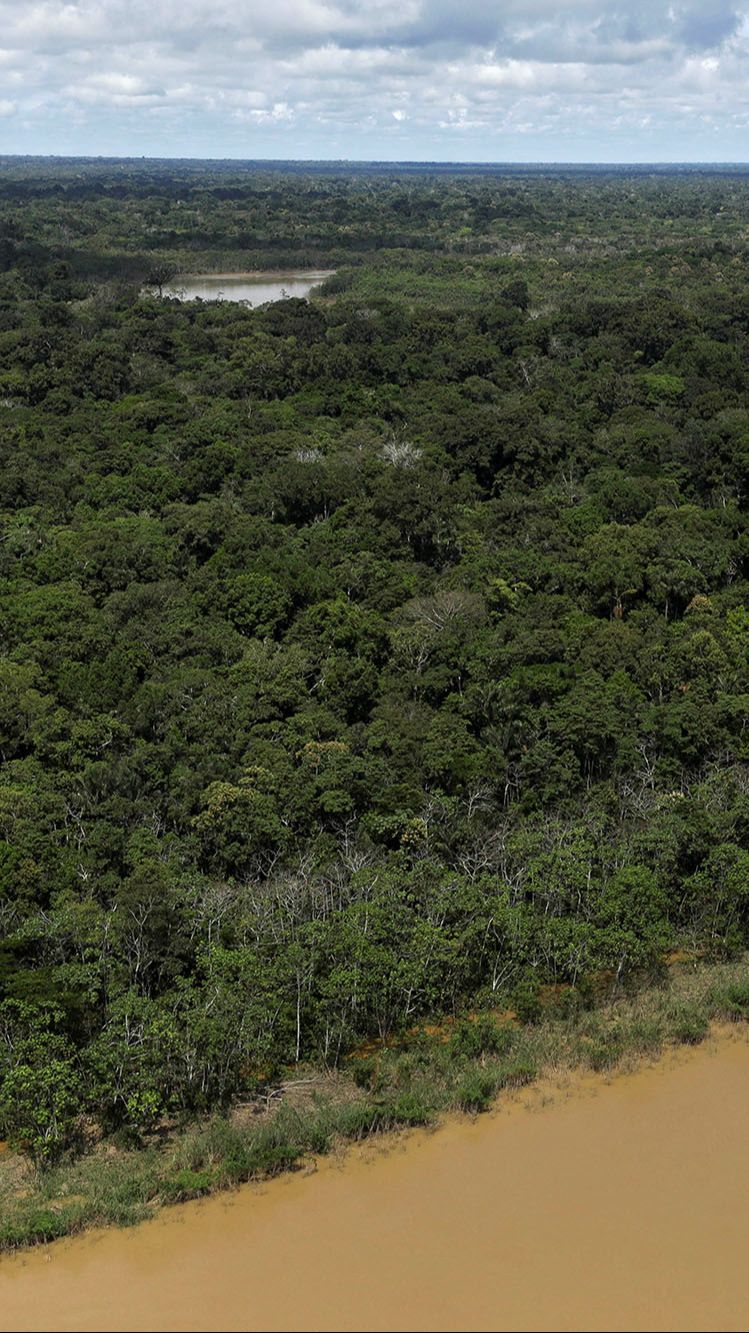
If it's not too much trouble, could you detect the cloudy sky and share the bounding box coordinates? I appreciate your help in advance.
[0,1,747,160]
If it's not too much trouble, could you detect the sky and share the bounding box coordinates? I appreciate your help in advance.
[0,1,748,162]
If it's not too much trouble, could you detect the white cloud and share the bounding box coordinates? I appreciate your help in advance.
[0,1,746,157]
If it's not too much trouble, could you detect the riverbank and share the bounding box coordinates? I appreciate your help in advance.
[2,957,749,1254]
[3,1021,749,1331]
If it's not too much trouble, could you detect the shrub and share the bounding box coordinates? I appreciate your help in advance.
[709,982,749,1020]
[626,1017,664,1054]
[351,1056,378,1090]
[457,1069,498,1114]
[496,1057,537,1089]
[390,1091,433,1126]
[244,1143,302,1176]
[0,1209,68,1248]
[449,1016,514,1060]
[547,985,592,1022]
[671,1008,709,1045]
[300,1115,332,1155]
[512,980,543,1025]
[333,1102,389,1139]
[583,1032,624,1072]
[160,1168,214,1203]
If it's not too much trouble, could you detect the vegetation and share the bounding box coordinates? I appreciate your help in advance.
[2,159,749,1192]
[2,956,748,1250]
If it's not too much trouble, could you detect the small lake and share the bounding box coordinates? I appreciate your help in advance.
[159,270,334,304]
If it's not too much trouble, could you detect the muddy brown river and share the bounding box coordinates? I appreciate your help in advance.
[1,1036,749,1333]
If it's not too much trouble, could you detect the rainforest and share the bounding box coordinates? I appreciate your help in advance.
[2,161,749,1240]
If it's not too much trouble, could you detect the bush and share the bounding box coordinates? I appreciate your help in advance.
[457,1069,498,1114]
[583,1032,623,1072]
[160,1168,215,1203]
[546,984,592,1022]
[0,1209,69,1248]
[244,1143,302,1176]
[215,1115,305,1181]
[351,1056,378,1090]
[390,1091,433,1126]
[300,1115,332,1156]
[671,1008,709,1045]
[449,1016,515,1060]
[709,982,749,1020]
[512,980,543,1025]
[333,1102,389,1140]
[496,1057,537,1089]
[626,1017,664,1054]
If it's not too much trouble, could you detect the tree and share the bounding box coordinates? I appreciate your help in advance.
[146,260,178,298]
[0,1002,83,1163]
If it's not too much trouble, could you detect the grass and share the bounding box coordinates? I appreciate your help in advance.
[2,955,749,1253]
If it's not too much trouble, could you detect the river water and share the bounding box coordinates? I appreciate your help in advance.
[159,271,334,304]
[1,1035,748,1333]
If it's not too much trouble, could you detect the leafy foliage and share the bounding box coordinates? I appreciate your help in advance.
[1,160,749,1155]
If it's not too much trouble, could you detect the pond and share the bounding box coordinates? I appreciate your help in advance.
[157,270,335,304]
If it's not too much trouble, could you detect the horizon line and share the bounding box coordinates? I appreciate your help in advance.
[3,153,749,168]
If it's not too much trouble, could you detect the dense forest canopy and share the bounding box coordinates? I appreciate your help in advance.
[1,159,749,1159]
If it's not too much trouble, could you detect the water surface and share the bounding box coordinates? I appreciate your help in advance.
[2,1036,749,1332]
[160,271,333,304]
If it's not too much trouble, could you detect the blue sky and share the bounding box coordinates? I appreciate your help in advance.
[0,1,747,161]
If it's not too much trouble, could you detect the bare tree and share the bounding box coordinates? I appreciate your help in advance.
[146,260,178,298]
